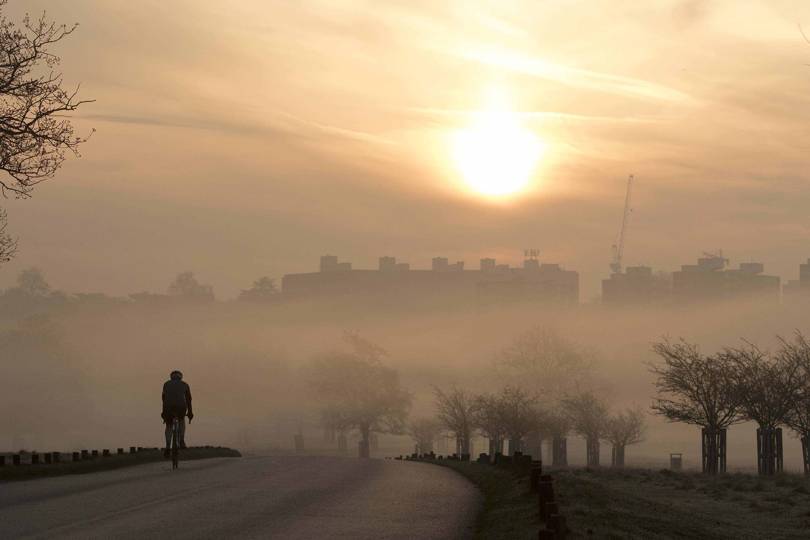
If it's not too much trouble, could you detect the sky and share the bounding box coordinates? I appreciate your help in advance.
[2,0,810,299]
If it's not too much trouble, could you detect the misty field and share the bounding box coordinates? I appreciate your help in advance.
[437,461,810,539]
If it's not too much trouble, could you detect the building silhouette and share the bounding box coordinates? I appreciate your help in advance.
[601,266,670,305]
[672,255,780,303]
[783,258,810,302]
[281,254,579,305]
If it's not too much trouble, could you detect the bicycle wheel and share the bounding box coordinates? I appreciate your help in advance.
[171,419,179,470]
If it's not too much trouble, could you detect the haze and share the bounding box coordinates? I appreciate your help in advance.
[0,1,808,299]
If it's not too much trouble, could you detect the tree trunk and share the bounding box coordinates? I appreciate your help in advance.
[586,436,600,467]
[509,437,522,456]
[801,435,810,476]
[702,427,727,474]
[552,436,567,467]
[756,427,783,475]
[359,424,370,459]
[611,444,625,467]
[525,432,543,461]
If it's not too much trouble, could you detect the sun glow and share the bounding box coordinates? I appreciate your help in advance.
[452,97,544,199]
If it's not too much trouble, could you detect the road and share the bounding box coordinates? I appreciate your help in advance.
[0,455,480,539]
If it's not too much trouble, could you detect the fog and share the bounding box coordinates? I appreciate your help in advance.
[3,283,808,472]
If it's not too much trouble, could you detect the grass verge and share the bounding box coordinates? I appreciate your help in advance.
[0,446,241,482]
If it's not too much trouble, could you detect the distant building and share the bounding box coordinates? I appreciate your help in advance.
[281,254,579,306]
[601,266,670,305]
[672,255,780,303]
[783,258,810,302]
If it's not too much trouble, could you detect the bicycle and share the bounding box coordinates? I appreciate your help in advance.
[168,415,181,470]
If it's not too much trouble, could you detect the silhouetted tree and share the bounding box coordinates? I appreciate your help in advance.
[16,267,50,296]
[782,333,810,475]
[309,334,410,458]
[650,339,741,474]
[545,405,571,467]
[434,387,476,457]
[0,2,92,197]
[564,391,609,467]
[409,418,442,455]
[497,386,539,455]
[724,337,807,475]
[238,277,279,302]
[605,408,645,467]
[167,271,214,302]
[496,327,592,400]
[0,208,15,264]
[473,392,506,458]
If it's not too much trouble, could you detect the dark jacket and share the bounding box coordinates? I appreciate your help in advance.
[162,379,192,415]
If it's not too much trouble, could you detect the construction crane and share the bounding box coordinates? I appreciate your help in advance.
[610,174,634,275]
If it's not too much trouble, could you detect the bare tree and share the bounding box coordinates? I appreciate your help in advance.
[545,406,571,467]
[409,418,442,455]
[782,333,810,475]
[724,337,808,475]
[563,391,609,467]
[167,272,214,302]
[650,339,741,474]
[605,408,645,467]
[0,208,15,263]
[309,335,411,458]
[495,326,592,400]
[472,392,506,458]
[238,277,279,302]
[434,387,476,457]
[0,2,92,198]
[497,385,539,456]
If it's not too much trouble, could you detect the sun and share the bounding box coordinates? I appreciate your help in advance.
[452,101,544,199]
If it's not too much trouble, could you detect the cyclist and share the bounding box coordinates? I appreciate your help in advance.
[162,370,193,457]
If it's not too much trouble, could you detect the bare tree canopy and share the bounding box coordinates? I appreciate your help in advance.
[605,407,645,448]
[0,2,92,197]
[434,386,476,455]
[649,339,741,430]
[722,337,807,431]
[495,326,592,400]
[563,391,609,441]
[782,333,810,437]
[167,271,215,302]
[409,417,442,454]
[238,277,279,302]
[0,208,16,262]
[310,335,411,449]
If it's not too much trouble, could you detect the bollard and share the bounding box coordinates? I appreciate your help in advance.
[91,450,99,458]
[44,453,52,465]
[102,449,111,457]
[530,461,543,492]
[0,455,5,467]
[13,454,21,466]
[538,529,555,540]
[72,452,81,462]
[31,453,40,465]
[118,448,124,455]
[81,450,89,460]
[137,447,143,452]
[130,446,136,454]
[548,514,567,537]
[53,452,61,463]
[538,478,555,520]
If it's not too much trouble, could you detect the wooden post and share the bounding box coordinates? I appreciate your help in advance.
[117,448,124,455]
[0,456,5,467]
[81,450,89,460]
[129,446,136,454]
[72,452,80,462]
[103,449,111,457]
[31,453,40,465]
[91,450,99,459]
[52,452,61,463]
[538,476,555,520]
[13,454,21,466]
[44,453,52,464]
[548,514,567,537]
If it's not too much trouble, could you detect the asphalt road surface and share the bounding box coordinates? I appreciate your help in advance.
[0,455,480,539]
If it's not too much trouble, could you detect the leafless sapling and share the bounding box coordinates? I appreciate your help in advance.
[563,391,609,467]
[434,386,476,457]
[605,408,645,467]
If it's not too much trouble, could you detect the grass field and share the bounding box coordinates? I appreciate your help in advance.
[0,446,241,482]
[431,460,810,539]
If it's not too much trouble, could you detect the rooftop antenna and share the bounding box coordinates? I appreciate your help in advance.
[610,174,634,275]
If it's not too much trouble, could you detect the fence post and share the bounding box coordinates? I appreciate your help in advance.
[81,450,89,460]
[0,455,5,467]
[31,453,40,465]
[72,452,80,462]
[103,449,111,457]
[538,475,555,521]
[91,450,99,459]
[53,452,61,463]
[44,453,52,465]
[13,454,21,466]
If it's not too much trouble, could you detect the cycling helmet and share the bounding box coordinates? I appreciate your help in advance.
[170,370,183,380]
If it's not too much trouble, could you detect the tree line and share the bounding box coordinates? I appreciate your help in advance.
[649,333,810,475]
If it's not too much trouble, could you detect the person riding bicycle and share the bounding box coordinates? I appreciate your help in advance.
[162,370,193,457]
